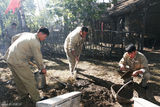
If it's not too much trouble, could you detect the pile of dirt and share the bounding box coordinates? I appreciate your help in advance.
[81,84,114,107]
[43,79,115,107]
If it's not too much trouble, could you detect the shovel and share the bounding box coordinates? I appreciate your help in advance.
[50,77,67,86]
[49,77,73,90]
[73,60,78,79]
[34,70,46,89]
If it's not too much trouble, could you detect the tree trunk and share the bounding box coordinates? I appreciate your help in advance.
[0,12,5,37]
[17,9,22,32]
[17,1,28,32]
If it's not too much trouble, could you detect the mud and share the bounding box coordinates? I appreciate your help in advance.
[1,49,160,107]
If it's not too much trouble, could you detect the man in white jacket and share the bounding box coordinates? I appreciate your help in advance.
[64,26,88,78]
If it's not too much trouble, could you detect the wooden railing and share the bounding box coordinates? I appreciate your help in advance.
[41,30,144,58]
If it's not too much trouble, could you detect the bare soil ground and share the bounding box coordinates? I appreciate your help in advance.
[0,48,160,107]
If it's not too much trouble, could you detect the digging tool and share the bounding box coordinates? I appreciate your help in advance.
[30,62,47,89]
[50,77,67,86]
[34,70,46,89]
[73,59,79,79]
[66,60,78,86]
[50,77,74,91]
[68,57,79,82]
[118,66,134,80]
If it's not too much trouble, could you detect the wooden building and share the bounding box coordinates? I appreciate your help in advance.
[107,0,160,49]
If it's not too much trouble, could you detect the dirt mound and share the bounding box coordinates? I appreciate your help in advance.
[42,79,115,107]
[81,84,114,107]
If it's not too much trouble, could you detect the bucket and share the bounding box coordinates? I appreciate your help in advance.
[111,83,134,103]
[34,70,46,89]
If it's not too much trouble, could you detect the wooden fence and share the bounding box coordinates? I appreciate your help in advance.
[41,30,144,58]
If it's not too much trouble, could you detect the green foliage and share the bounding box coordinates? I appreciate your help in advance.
[46,0,110,30]
[0,0,110,35]
[0,0,18,31]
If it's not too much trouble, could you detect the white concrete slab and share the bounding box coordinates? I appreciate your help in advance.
[36,91,81,107]
[133,98,159,107]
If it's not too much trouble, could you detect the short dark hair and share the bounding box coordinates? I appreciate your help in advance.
[81,26,88,32]
[125,44,136,53]
[37,27,49,36]
[12,23,17,26]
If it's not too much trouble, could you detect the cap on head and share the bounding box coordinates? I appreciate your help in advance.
[125,44,136,53]
[37,27,49,36]
[81,26,88,32]
[12,23,17,26]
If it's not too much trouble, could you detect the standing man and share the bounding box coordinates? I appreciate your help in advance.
[119,44,150,88]
[64,26,88,79]
[4,27,49,103]
[4,23,18,54]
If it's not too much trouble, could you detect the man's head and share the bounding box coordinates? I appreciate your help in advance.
[125,44,137,59]
[80,26,88,38]
[37,27,49,41]
[11,23,17,28]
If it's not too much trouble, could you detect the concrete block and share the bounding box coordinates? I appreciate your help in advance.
[36,91,81,107]
[133,98,159,107]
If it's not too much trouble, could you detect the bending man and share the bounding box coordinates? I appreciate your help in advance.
[64,26,88,78]
[119,44,150,88]
[4,27,49,102]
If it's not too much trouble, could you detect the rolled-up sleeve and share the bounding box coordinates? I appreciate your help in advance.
[30,40,44,70]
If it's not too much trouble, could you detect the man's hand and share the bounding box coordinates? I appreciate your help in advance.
[41,69,47,74]
[75,56,79,62]
[132,70,143,77]
[119,64,126,71]
[120,67,126,71]
[71,50,79,62]
[71,50,75,56]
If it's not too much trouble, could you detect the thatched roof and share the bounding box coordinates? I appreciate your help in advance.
[108,0,145,16]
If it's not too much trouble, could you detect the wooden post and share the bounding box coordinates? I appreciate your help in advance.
[109,17,117,57]
[142,0,149,52]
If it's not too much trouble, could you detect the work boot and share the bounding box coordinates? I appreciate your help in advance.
[20,94,30,102]
[40,96,48,101]
[20,95,33,106]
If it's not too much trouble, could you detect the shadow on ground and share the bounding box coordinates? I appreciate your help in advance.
[0,79,23,106]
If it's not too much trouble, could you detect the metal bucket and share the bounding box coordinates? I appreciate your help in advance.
[34,71,46,89]
[111,81,134,103]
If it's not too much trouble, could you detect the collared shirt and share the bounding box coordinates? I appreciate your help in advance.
[119,51,149,73]
[4,32,44,69]
[64,27,85,56]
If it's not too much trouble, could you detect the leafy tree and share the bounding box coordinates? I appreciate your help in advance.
[46,0,110,31]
